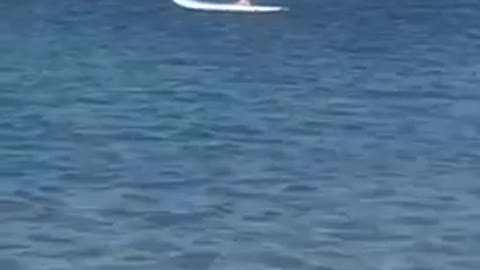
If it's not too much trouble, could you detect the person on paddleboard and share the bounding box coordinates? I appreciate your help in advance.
[236,0,252,5]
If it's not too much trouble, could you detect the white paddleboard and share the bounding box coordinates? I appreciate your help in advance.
[173,0,288,13]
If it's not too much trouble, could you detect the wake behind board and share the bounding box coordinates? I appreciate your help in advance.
[172,0,288,13]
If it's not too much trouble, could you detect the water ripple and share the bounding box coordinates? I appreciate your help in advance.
[2,0,480,269]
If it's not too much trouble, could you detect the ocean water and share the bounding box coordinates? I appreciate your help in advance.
[1,0,480,269]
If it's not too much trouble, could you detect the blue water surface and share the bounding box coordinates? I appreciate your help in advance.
[1,0,480,269]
